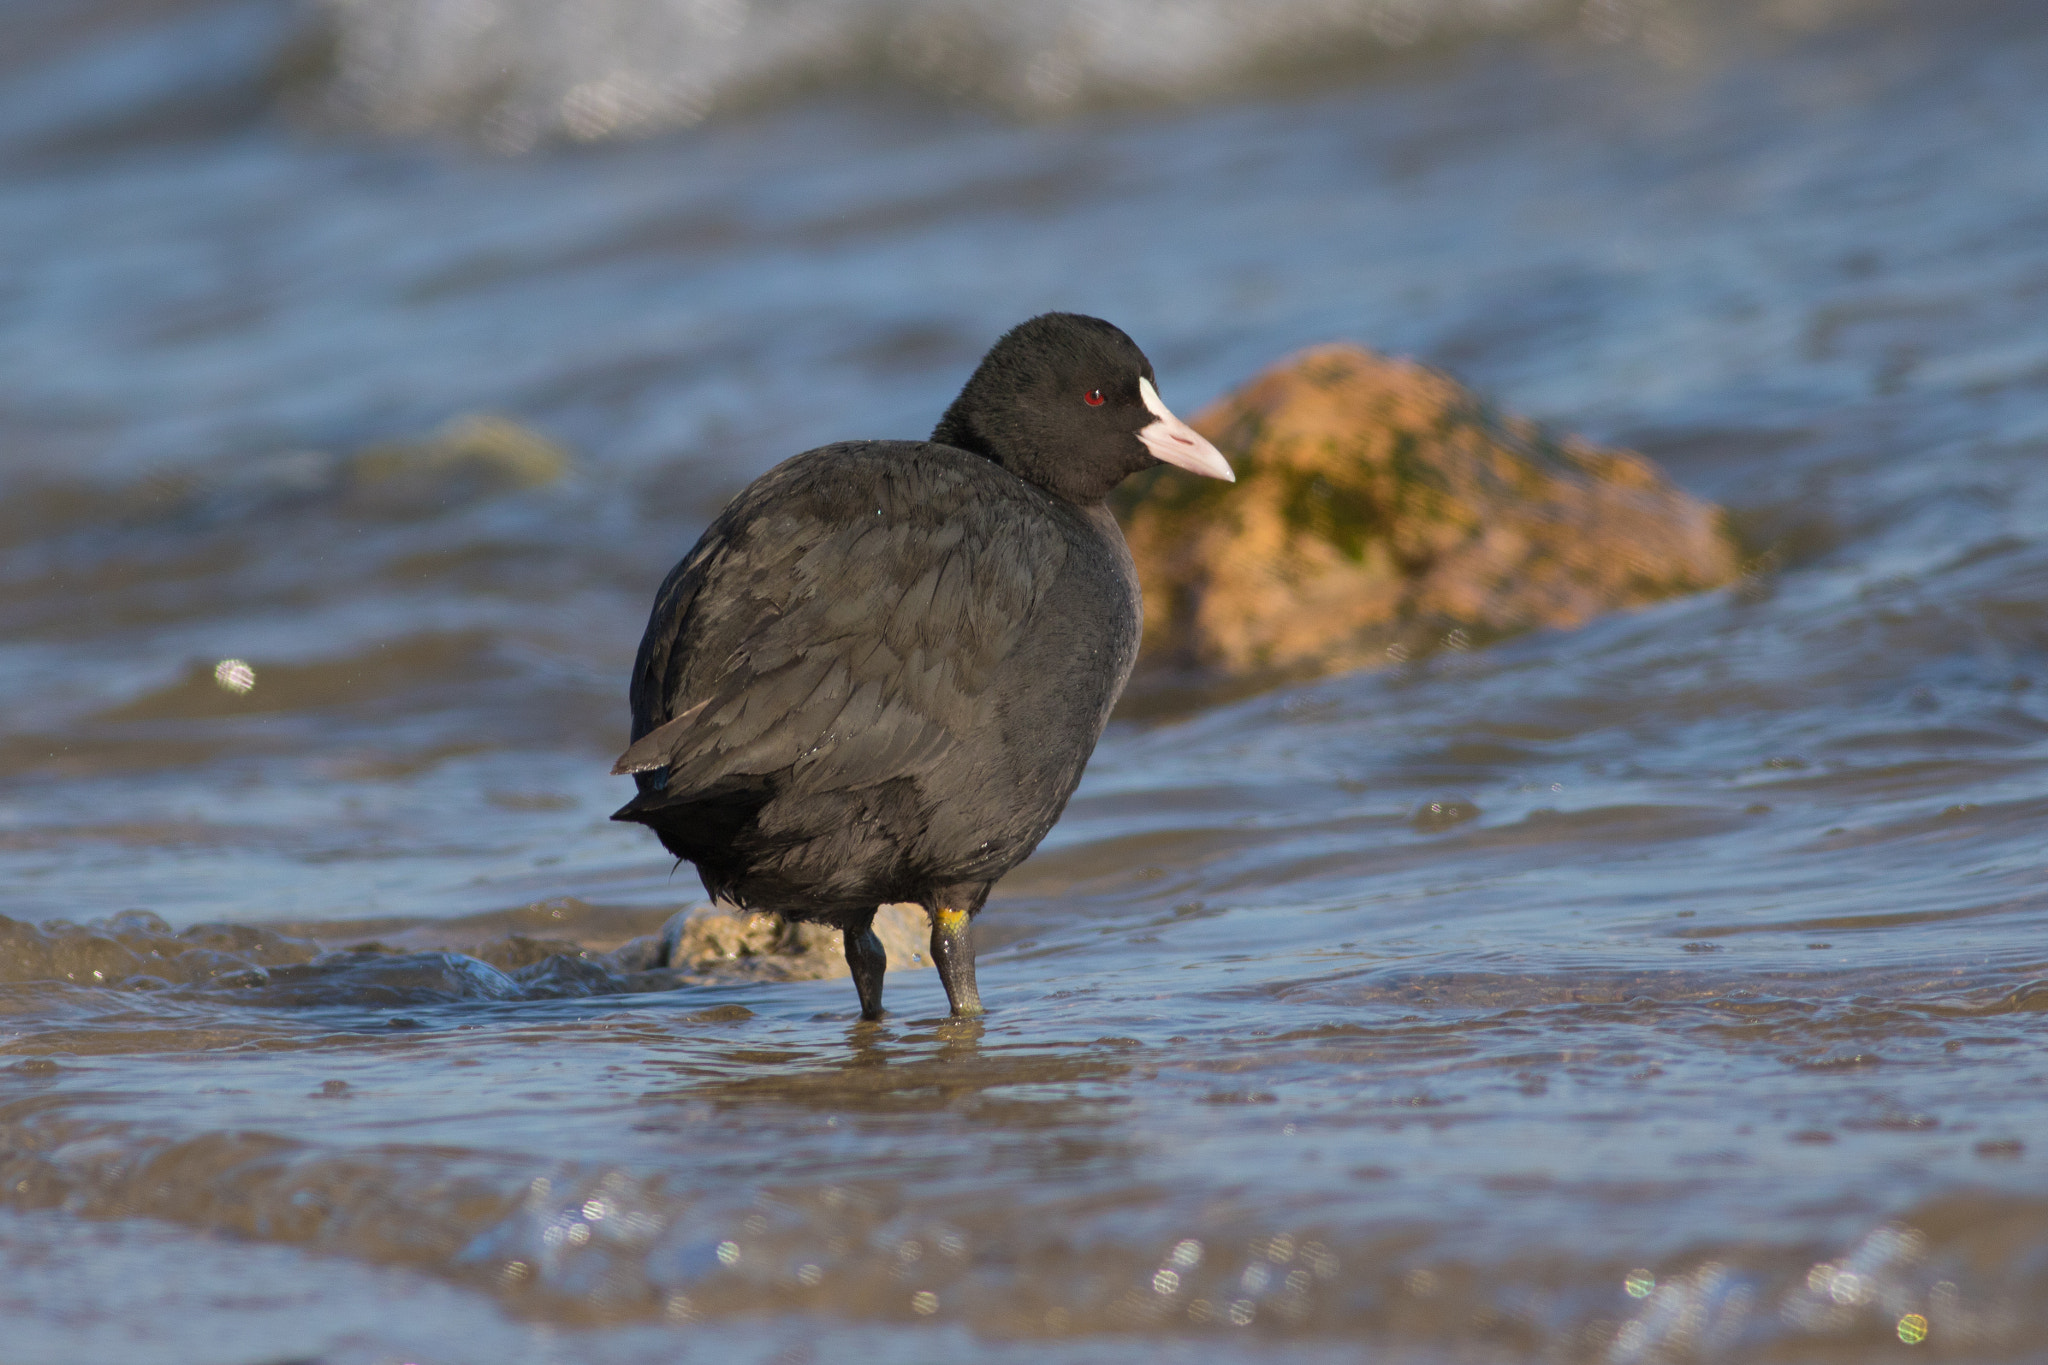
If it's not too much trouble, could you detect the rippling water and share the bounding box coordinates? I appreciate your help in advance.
[8,0,2048,1359]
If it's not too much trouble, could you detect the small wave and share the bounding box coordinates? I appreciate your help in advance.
[0,908,638,1005]
[298,0,1873,148]
[307,0,1534,146]
[0,901,930,1019]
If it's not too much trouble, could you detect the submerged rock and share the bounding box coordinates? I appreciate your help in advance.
[345,414,571,516]
[1115,344,1739,681]
[51,413,575,533]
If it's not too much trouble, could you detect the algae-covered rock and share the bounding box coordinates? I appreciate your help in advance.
[630,903,932,983]
[1115,344,1738,680]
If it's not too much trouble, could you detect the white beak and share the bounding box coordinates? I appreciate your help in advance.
[1137,376,1234,482]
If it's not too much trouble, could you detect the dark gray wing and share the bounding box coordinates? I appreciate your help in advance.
[615,441,1065,811]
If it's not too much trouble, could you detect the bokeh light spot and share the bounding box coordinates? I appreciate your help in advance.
[213,659,256,693]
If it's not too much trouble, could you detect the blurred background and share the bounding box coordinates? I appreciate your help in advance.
[9,0,2048,1361]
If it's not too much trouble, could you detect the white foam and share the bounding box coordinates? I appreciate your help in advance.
[308,0,1577,147]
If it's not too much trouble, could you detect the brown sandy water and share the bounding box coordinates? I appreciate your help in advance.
[8,0,2048,1359]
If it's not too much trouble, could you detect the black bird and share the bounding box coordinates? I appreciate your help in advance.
[611,313,1233,1019]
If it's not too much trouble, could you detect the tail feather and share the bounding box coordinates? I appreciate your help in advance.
[610,699,711,776]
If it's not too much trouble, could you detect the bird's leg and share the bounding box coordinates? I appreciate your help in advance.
[928,907,984,1017]
[842,909,887,1021]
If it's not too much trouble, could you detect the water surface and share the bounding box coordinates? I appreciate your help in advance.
[7,1,2048,1359]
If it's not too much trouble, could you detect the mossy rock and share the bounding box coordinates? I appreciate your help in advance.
[1114,344,1738,680]
[643,903,931,982]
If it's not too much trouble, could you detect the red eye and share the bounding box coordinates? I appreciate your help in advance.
[1084,389,1104,406]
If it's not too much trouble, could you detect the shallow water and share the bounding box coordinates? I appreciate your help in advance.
[8,0,2048,1359]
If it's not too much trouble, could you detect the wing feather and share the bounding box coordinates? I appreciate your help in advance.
[615,443,1065,815]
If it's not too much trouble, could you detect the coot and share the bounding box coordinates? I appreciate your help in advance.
[612,313,1233,1018]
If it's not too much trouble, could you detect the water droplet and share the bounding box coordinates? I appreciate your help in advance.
[213,659,256,694]
[1411,798,1478,832]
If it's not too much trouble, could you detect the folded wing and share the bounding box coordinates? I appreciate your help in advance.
[614,443,1064,816]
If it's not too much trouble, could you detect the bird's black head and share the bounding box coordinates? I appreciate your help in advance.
[932,312,1234,505]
